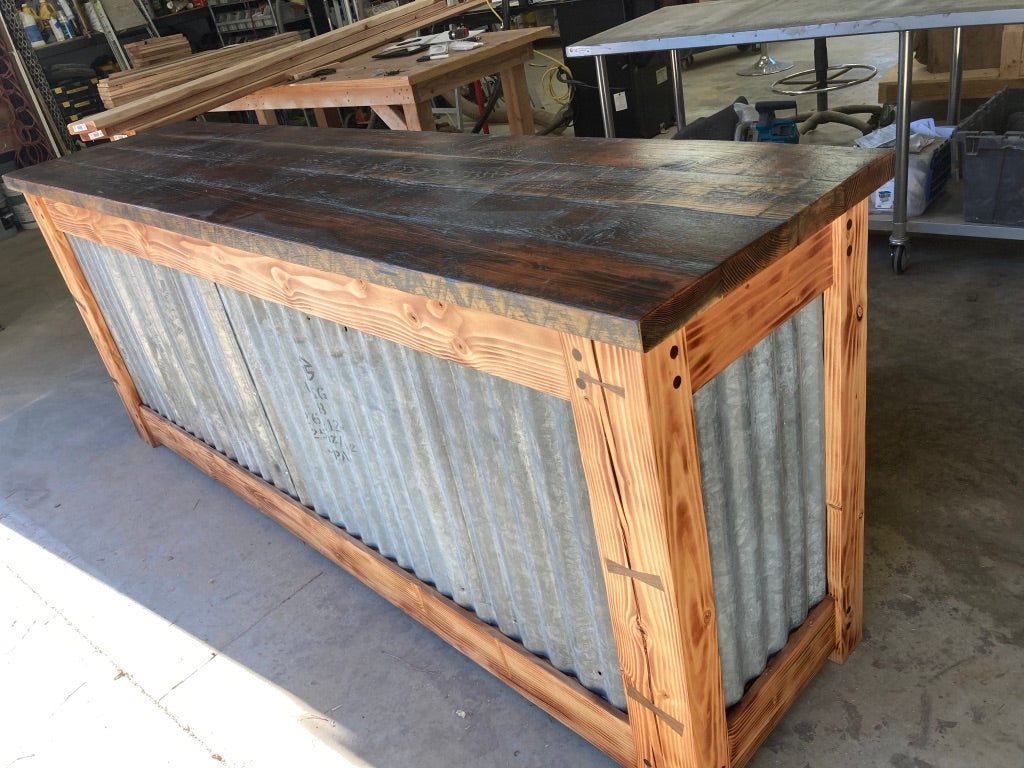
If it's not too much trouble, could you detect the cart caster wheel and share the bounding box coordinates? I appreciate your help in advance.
[890,243,908,274]
[681,53,695,69]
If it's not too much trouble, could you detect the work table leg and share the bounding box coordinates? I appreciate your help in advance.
[500,63,535,136]
[562,333,729,768]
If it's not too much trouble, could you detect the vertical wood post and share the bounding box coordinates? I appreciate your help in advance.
[25,195,158,447]
[254,109,279,125]
[562,331,728,768]
[402,99,436,131]
[499,63,535,136]
[823,201,868,662]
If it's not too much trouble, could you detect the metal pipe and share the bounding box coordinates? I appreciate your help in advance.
[948,26,964,180]
[594,55,615,138]
[890,29,914,248]
[669,49,686,130]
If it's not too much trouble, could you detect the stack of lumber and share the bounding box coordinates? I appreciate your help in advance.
[69,0,489,140]
[98,33,301,108]
[124,35,193,68]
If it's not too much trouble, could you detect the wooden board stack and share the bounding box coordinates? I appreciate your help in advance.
[124,35,194,68]
[98,33,302,109]
[68,0,490,140]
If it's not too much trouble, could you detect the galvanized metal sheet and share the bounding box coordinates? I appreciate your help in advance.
[71,234,826,712]
[70,236,295,491]
[211,286,627,709]
[693,297,827,707]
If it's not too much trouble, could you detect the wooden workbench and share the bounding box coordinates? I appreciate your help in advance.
[215,28,548,133]
[4,124,892,768]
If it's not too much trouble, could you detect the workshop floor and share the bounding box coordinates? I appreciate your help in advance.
[3,32,1023,768]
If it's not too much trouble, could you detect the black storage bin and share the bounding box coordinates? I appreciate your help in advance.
[954,88,1024,226]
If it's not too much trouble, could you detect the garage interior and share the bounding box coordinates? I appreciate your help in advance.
[2,10,1023,768]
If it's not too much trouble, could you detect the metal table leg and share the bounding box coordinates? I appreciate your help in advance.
[670,49,686,130]
[890,29,914,273]
[595,55,616,138]
[948,27,964,181]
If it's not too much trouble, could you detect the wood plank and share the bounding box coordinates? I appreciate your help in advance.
[726,598,836,768]
[1000,24,1024,78]
[43,200,570,400]
[69,0,491,138]
[822,203,868,663]
[140,407,634,767]
[877,60,1024,103]
[254,109,278,125]
[24,195,157,447]
[562,331,728,768]
[684,223,834,392]
[101,35,301,108]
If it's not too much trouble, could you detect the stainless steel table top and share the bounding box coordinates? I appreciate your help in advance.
[565,0,1024,57]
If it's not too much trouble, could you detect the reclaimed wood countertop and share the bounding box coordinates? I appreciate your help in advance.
[5,123,891,350]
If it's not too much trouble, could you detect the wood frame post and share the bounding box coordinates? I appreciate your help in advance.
[562,332,729,768]
[823,200,868,662]
[24,195,157,447]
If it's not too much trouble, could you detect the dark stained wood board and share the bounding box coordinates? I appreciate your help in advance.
[5,122,891,351]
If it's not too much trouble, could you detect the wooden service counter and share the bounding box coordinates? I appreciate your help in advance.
[4,124,891,768]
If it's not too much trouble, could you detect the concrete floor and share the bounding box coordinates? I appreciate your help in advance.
[3,31,1024,768]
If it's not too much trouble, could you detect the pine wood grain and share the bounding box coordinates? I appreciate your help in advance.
[141,407,634,766]
[6,123,893,353]
[24,195,157,447]
[43,200,569,400]
[823,203,868,663]
[562,332,727,768]
[1000,25,1024,78]
[726,598,836,768]
[877,60,1024,102]
[684,223,834,392]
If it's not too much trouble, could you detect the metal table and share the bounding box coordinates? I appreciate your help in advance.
[565,0,1024,273]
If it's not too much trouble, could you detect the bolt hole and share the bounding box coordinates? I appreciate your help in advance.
[672,375,682,389]
[846,219,853,231]
[846,605,853,615]
[846,244,853,257]
[576,378,587,390]
[571,348,583,361]
[669,345,679,359]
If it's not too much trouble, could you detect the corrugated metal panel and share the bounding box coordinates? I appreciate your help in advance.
[216,287,626,709]
[70,236,295,491]
[693,297,827,707]
[72,233,827,712]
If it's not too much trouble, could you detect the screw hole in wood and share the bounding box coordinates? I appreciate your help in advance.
[669,344,679,359]
[846,218,853,230]
[672,375,682,389]
[571,348,583,361]
[847,244,853,257]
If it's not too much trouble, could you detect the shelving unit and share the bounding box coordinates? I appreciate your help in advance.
[207,0,281,45]
[868,177,1024,240]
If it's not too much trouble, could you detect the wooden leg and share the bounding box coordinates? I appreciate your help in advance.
[823,201,868,663]
[254,109,278,125]
[562,332,728,768]
[500,63,535,135]
[24,195,157,447]
[372,104,409,130]
[402,99,436,131]
[312,107,343,128]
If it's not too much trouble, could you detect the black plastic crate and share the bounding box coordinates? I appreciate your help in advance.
[954,88,1024,226]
